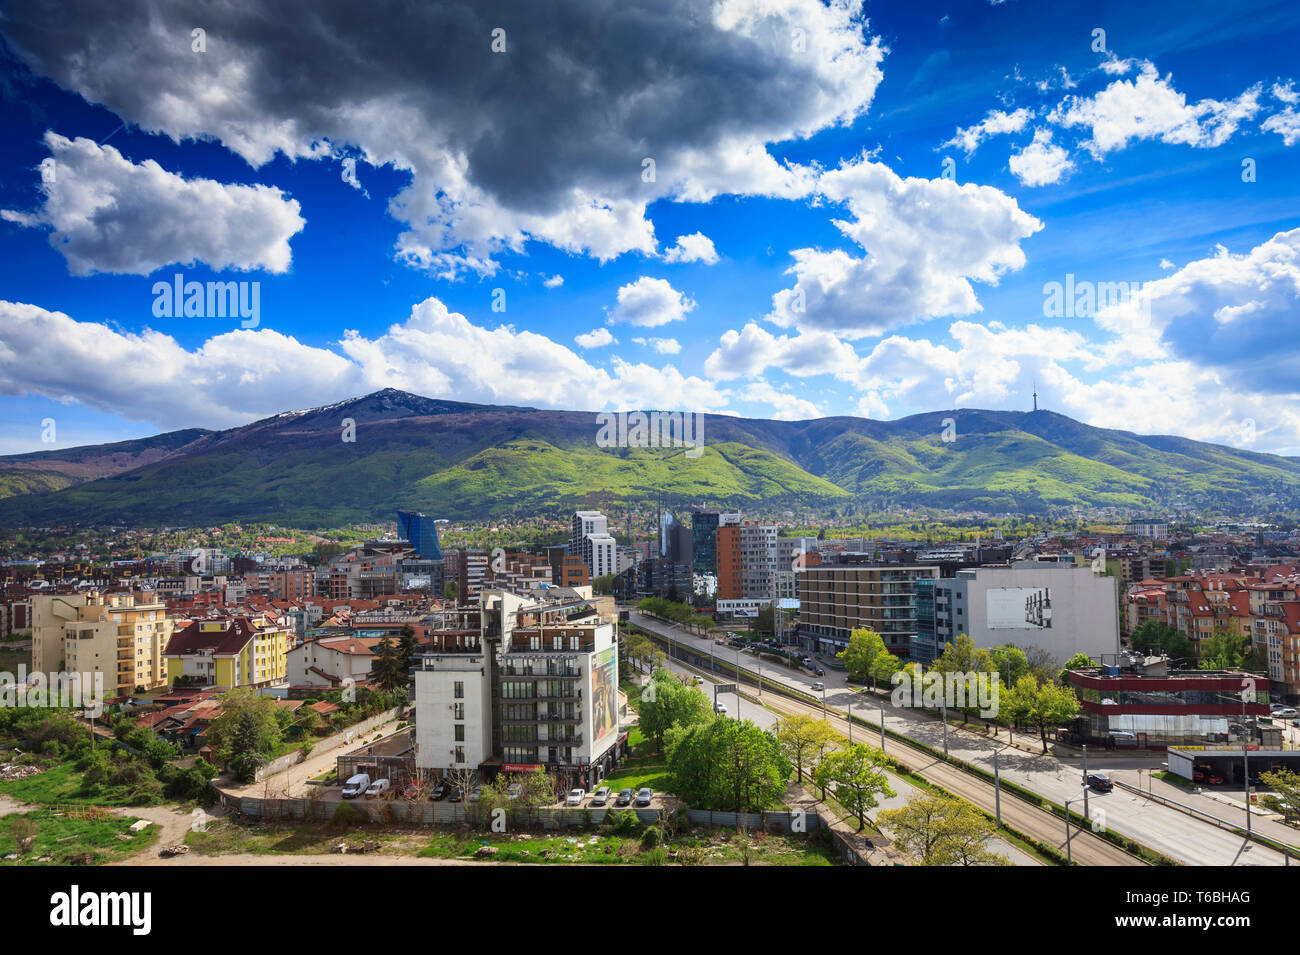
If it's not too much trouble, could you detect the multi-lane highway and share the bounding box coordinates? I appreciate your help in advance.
[629,610,1294,866]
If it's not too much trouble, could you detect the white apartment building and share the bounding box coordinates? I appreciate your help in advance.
[570,509,616,579]
[414,586,622,788]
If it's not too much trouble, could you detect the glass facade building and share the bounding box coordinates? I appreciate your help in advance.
[397,510,443,561]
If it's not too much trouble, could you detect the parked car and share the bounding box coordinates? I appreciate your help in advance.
[429,782,449,801]
[714,702,727,714]
[591,786,611,807]
[506,783,523,800]
[1087,772,1113,792]
[811,682,825,692]
[467,784,483,802]
[1276,707,1299,718]
[364,778,391,799]
[635,787,654,807]
[402,781,422,800]
[565,788,586,806]
[615,788,634,807]
[448,787,464,803]
[815,667,825,677]
[341,773,371,799]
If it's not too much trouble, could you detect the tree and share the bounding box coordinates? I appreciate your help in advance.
[1057,652,1094,686]
[989,645,1030,688]
[755,603,775,636]
[206,689,283,781]
[592,574,617,595]
[1000,674,1080,753]
[398,624,418,665]
[371,635,409,691]
[812,743,894,831]
[444,580,459,603]
[870,650,902,690]
[931,634,997,722]
[638,670,713,750]
[775,714,837,783]
[1258,768,1300,826]
[838,628,887,684]
[878,792,1005,866]
[666,718,791,812]
[1129,620,1193,661]
[1022,645,1060,687]
[1197,628,1262,672]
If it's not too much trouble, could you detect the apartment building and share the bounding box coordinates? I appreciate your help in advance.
[570,510,616,580]
[286,634,378,693]
[414,586,622,789]
[31,591,173,697]
[163,614,290,690]
[798,565,939,655]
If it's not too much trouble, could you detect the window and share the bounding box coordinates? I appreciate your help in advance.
[454,724,465,742]
[454,746,465,764]
[454,702,464,720]
[453,680,464,699]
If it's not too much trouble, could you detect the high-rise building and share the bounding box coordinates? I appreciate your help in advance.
[691,509,720,574]
[798,565,940,655]
[397,511,443,560]
[570,510,616,580]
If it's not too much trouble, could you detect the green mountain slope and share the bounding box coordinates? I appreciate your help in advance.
[0,390,1297,525]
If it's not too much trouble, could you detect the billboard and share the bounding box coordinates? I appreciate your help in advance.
[986,587,1053,630]
[591,646,619,750]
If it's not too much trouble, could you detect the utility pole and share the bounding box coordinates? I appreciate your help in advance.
[879,699,886,751]
[848,703,852,743]
[1082,743,1089,822]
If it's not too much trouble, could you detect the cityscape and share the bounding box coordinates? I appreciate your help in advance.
[0,0,1295,933]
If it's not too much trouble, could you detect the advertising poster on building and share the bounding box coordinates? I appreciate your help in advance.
[987,587,1053,629]
[591,646,618,748]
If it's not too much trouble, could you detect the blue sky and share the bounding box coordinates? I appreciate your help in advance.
[1,0,1298,455]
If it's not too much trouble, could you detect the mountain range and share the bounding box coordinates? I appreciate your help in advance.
[0,388,1297,526]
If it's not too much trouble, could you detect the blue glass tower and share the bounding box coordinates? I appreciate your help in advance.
[397,510,442,560]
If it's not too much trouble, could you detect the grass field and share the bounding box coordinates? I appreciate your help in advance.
[184,817,837,865]
[0,809,159,865]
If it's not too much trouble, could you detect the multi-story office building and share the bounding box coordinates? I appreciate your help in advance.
[397,510,444,561]
[798,564,939,655]
[31,591,173,696]
[715,523,777,614]
[691,509,720,575]
[916,564,1120,664]
[414,587,623,788]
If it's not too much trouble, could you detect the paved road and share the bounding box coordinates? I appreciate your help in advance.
[632,611,1291,866]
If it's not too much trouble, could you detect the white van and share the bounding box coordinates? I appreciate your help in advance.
[364,778,391,799]
[341,773,371,798]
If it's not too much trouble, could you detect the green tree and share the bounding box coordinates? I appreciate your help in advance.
[666,718,791,812]
[444,580,459,603]
[1129,620,1193,661]
[371,635,409,691]
[1000,674,1080,753]
[638,670,713,750]
[870,650,902,690]
[812,743,894,831]
[1258,768,1300,826]
[989,645,1030,688]
[1197,628,1262,671]
[931,634,997,722]
[1057,652,1094,685]
[775,714,837,783]
[206,689,283,782]
[878,792,1005,866]
[592,574,617,595]
[838,628,887,684]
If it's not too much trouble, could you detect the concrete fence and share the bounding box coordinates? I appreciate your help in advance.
[252,707,404,781]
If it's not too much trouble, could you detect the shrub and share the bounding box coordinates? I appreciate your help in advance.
[640,825,661,849]
[330,801,366,828]
[640,846,667,866]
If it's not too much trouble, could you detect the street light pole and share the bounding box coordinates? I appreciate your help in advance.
[879,699,886,752]
[993,749,1001,826]
[848,702,853,743]
[1082,743,1089,823]
[941,699,948,757]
